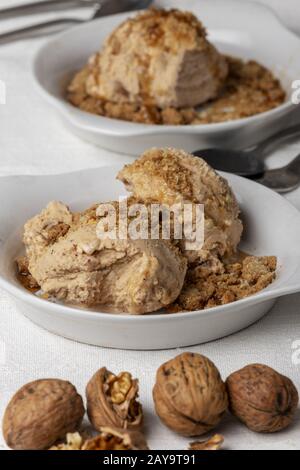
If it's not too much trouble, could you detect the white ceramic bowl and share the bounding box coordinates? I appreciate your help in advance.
[0,166,300,350]
[32,0,300,155]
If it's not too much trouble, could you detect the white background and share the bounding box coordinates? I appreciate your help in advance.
[0,0,300,450]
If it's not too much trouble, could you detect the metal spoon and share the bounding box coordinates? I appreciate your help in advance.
[0,0,98,19]
[256,153,300,193]
[0,0,153,44]
[193,124,300,177]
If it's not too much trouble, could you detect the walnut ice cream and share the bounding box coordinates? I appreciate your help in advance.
[118,147,243,268]
[84,9,228,109]
[117,148,276,311]
[67,9,285,125]
[22,201,187,313]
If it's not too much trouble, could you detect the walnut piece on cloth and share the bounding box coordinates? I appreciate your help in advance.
[50,427,149,451]
[189,434,224,450]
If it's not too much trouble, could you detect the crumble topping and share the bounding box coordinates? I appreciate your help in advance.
[67,56,285,125]
[167,255,277,312]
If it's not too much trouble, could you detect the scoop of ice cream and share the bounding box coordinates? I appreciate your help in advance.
[117,148,243,263]
[23,201,73,263]
[23,201,187,314]
[85,8,228,109]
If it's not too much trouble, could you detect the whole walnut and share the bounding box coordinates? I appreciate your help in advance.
[226,364,299,433]
[86,367,143,431]
[153,352,228,436]
[2,379,85,450]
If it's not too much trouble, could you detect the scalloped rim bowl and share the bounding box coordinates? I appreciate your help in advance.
[0,166,300,349]
[32,0,300,154]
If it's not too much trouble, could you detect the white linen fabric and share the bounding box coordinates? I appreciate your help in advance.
[0,0,300,450]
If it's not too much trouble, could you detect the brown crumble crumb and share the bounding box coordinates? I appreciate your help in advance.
[166,256,277,312]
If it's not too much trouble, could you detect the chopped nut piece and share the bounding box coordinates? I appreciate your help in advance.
[82,427,148,450]
[189,434,224,451]
[16,255,30,275]
[50,432,83,450]
[44,222,70,243]
[16,256,40,292]
[49,427,148,451]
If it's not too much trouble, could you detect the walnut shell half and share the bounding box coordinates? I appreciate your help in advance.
[3,379,85,450]
[153,352,228,436]
[226,364,299,433]
[86,367,143,431]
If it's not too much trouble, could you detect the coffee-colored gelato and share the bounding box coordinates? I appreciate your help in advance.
[117,148,277,313]
[117,148,243,268]
[67,9,285,125]
[23,201,187,314]
[84,9,228,109]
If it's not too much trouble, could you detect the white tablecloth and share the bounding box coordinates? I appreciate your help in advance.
[0,0,300,450]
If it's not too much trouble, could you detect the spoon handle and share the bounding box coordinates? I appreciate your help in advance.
[0,0,97,19]
[0,18,83,45]
[287,153,300,174]
[255,124,300,156]
[256,153,300,193]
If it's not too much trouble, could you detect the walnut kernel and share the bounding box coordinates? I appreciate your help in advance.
[82,427,148,450]
[189,434,224,451]
[108,372,133,404]
[50,432,83,450]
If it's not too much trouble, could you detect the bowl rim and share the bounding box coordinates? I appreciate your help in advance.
[1,168,300,323]
[1,254,299,323]
[31,0,298,137]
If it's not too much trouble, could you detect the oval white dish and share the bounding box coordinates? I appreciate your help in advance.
[0,166,300,350]
[32,0,300,155]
